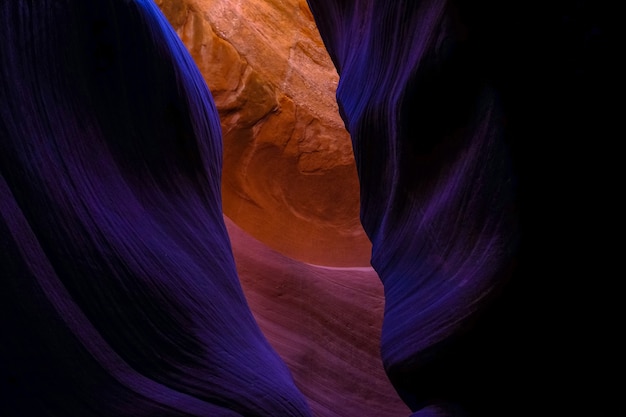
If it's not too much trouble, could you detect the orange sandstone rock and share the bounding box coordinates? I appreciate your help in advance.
[156,0,370,266]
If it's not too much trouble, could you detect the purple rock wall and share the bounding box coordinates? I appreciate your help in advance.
[306,0,517,414]
[0,1,310,416]
[306,0,609,415]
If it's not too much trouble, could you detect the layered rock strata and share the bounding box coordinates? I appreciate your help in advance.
[306,0,519,415]
[1,1,310,415]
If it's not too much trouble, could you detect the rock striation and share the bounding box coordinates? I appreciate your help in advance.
[306,0,519,415]
[1,1,311,415]
[1,0,609,416]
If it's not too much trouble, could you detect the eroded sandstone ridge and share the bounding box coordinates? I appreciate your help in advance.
[156,0,370,266]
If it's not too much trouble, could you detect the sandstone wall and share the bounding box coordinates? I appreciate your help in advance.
[156,0,370,267]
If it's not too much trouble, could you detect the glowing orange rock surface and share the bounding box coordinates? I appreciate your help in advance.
[157,0,370,267]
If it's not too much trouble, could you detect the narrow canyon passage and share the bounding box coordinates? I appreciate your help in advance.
[155,1,410,415]
[2,0,606,416]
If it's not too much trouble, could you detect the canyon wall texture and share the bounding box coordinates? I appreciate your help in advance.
[155,1,409,415]
[226,218,410,417]
[1,0,608,416]
[304,0,609,416]
[305,0,519,415]
[1,1,311,415]
[156,0,370,267]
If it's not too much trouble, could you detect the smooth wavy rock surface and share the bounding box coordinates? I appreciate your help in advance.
[226,217,410,417]
[306,0,519,414]
[1,1,310,416]
[156,0,371,267]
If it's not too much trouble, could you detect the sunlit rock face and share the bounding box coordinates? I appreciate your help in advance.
[156,0,370,267]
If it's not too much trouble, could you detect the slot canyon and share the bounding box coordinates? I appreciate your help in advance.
[1,1,606,416]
